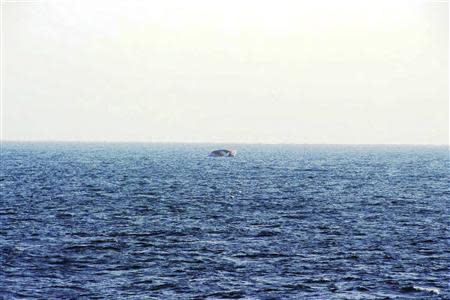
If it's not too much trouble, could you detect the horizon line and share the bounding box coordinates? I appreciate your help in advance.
[1,139,448,147]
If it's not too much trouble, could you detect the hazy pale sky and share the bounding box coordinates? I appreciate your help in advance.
[3,0,449,144]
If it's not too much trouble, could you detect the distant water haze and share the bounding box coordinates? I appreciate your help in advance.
[3,0,449,144]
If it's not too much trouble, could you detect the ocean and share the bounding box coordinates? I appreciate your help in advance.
[1,142,449,299]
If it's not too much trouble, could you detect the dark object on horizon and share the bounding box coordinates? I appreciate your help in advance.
[208,149,237,157]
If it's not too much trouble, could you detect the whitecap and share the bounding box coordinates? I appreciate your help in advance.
[413,286,440,295]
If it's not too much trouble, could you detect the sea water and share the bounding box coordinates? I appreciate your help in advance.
[1,142,449,299]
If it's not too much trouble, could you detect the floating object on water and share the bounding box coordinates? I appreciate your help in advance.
[208,149,237,157]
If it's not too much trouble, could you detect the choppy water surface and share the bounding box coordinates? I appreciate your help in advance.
[1,143,449,299]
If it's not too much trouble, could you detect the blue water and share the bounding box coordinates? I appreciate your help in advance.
[1,142,449,299]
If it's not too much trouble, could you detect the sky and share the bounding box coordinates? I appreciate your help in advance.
[2,0,449,144]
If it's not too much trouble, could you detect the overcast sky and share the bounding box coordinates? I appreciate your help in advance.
[3,0,448,144]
